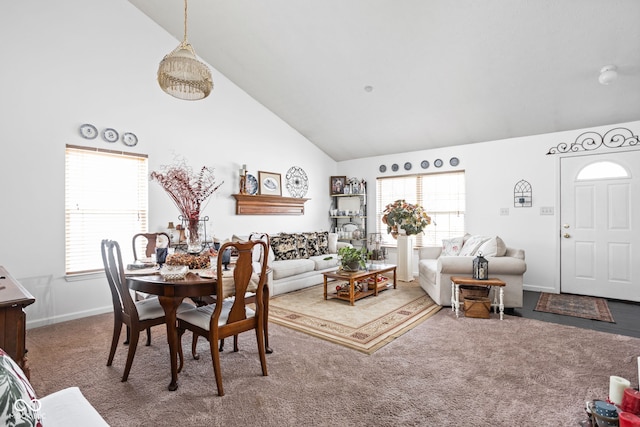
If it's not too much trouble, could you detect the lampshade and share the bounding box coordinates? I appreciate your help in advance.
[598,65,618,85]
[157,0,212,100]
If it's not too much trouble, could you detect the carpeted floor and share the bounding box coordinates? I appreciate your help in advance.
[534,292,615,323]
[26,308,640,426]
[268,281,441,354]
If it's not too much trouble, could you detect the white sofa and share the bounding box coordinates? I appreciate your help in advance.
[418,235,527,308]
[256,232,351,296]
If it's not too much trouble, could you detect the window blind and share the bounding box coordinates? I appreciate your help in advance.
[376,171,465,247]
[65,145,148,275]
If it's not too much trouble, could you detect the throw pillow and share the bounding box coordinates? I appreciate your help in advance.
[0,349,40,426]
[294,233,309,259]
[317,231,330,255]
[477,236,507,257]
[458,235,490,256]
[328,232,338,254]
[270,234,300,261]
[303,232,320,257]
[441,236,465,256]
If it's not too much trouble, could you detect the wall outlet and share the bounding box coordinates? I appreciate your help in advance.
[499,208,509,216]
[540,206,554,215]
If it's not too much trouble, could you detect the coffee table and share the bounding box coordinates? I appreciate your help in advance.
[323,264,397,306]
[450,276,506,320]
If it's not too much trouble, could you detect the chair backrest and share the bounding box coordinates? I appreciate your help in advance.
[101,239,138,322]
[214,240,269,327]
[132,232,171,261]
[248,232,270,271]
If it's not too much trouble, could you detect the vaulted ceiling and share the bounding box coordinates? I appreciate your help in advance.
[129,0,640,161]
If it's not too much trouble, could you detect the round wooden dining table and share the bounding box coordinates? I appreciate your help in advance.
[127,272,216,391]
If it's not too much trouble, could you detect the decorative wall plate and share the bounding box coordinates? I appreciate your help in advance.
[379,165,387,173]
[79,124,98,139]
[246,174,258,195]
[404,162,412,171]
[102,128,119,143]
[421,160,429,169]
[391,163,399,172]
[121,132,138,147]
[449,157,460,166]
[434,158,443,168]
[285,166,309,198]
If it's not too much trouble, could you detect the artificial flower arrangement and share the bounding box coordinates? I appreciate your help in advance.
[381,199,431,239]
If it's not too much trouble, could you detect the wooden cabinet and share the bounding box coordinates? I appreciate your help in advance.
[0,266,35,379]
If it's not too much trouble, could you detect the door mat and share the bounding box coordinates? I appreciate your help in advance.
[534,292,615,323]
[269,281,441,354]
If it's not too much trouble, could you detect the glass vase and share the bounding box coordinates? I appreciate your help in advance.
[185,217,203,254]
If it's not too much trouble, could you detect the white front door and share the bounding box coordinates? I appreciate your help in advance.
[560,151,640,301]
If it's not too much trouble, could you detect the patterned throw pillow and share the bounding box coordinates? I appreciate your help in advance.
[303,232,321,256]
[270,234,300,261]
[441,236,465,256]
[0,349,41,426]
[317,231,330,255]
[458,235,490,257]
[294,233,309,259]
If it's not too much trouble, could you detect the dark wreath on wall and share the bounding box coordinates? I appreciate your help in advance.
[546,127,639,155]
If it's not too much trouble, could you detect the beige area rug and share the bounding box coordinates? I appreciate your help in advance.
[268,281,441,354]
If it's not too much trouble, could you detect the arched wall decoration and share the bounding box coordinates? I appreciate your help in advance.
[514,179,532,208]
[546,127,639,155]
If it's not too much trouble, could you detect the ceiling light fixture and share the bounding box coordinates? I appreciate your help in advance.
[598,65,618,85]
[157,0,213,100]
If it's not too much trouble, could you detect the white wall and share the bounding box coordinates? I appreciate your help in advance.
[338,120,640,294]
[0,0,336,327]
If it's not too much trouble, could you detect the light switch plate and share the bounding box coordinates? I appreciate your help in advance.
[500,208,509,216]
[540,206,554,215]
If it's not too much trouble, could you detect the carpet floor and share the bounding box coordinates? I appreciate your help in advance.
[26,308,640,426]
[268,281,441,354]
[534,292,615,323]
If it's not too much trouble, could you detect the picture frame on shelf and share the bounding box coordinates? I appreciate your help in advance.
[258,171,282,196]
[330,176,347,195]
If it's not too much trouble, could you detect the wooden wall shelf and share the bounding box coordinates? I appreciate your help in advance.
[233,194,310,215]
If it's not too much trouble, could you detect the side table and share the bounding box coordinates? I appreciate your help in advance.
[450,276,506,320]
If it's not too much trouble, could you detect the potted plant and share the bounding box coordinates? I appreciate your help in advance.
[338,246,369,271]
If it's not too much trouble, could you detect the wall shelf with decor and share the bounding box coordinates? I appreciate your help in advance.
[233,194,309,215]
[330,193,367,248]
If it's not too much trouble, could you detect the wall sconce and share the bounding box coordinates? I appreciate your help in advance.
[599,65,618,85]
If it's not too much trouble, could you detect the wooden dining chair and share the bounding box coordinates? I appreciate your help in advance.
[176,240,269,396]
[101,239,192,382]
[132,232,170,261]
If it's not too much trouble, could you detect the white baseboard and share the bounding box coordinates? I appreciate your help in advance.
[27,306,112,329]
[523,284,558,294]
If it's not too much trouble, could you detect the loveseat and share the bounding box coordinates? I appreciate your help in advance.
[0,348,108,426]
[257,231,351,296]
[418,234,527,308]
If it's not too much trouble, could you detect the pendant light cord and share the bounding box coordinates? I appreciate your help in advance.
[183,0,189,44]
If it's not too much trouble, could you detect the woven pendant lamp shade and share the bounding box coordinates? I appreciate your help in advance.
[157,0,212,100]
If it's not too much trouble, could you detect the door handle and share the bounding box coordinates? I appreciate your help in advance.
[563,233,570,238]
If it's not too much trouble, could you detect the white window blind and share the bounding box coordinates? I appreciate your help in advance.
[376,171,465,247]
[65,145,148,275]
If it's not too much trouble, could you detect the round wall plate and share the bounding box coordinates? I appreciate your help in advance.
[421,160,429,169]
[434,159,443,168]
[404,162,412,171]
[79,124,98,139]
[285,166,309,198]
[102,128,119,143]
[391,163,399,172]
[122,132,138,147]
[379,165,386,173]
[449,157,460,166]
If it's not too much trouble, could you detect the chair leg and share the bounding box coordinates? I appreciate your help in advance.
[255,320,268,377]
[122,328,140,382]
[233,335,239,352]
[209,337,224,396]
[145,327,152,346]
[124,325,130,345]
[263,290,273,354]
[219,338,225,352]
[177,327,185,373]
[107,320,123,366]
[191,332,201,360]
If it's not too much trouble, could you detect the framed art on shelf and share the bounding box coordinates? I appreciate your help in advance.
[330,176,347,195]
[258,171,282,196]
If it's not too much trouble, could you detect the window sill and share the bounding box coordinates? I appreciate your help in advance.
[65,271,104,282]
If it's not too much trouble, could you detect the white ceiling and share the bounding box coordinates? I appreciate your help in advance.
[129,0,640,161]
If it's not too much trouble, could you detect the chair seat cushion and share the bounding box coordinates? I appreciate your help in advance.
[135,298,192,321]
[177,300,255,331]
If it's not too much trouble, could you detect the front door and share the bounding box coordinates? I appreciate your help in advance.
[560,151,640,301]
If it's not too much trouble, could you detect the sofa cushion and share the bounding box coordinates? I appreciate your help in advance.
[478,236,507,257]
[309,254,339,270]
[442,236,464,256]
[0,348,39,426]
[303,232,321,257]
[270,259,315,280]
[271,234,300,261]
[294,233,309,259]
[317,231,330,255]
[458,235,490,256]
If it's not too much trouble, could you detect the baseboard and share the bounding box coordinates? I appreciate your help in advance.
[523,284,557,294]
[26,306,112,329]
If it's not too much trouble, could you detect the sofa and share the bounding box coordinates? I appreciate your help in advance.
[0,348,108,426]
[253,231,352,296]
[418,234,527,308]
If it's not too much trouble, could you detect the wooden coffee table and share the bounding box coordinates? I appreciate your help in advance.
[323,264,397,306]
[450,276,506,320]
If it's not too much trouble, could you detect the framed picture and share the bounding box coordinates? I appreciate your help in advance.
[258,171,282,196]
[330,176,347,195]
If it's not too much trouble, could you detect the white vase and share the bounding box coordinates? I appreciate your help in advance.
[397,234,414,281]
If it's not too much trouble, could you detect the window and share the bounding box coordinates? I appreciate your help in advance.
[376,171,465,247]
[576,161,629,181]
[65,145,148,275]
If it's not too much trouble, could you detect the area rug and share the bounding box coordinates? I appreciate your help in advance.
[268,281,441,354]
[534,292,615,323]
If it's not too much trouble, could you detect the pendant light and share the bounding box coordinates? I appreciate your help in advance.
[157,0,213,100]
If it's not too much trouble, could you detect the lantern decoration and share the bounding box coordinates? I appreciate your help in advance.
[473,251,489,280]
